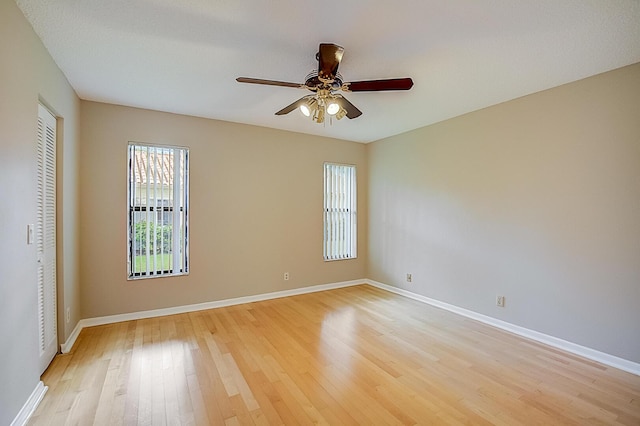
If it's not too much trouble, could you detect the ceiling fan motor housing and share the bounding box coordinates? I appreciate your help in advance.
[305,70,343,91]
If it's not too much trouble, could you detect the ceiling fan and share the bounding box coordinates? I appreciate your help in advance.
[236,43,414,124]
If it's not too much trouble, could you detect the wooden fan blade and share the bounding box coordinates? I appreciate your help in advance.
[236,77,304,88]
[345,78,414,92]
[337,95,362,119]
[318,43,344,81]
[275,97,308,115]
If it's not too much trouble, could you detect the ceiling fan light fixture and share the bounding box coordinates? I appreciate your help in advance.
[326,101,340,115]
[335,108,347,120]
[300,97,317,117]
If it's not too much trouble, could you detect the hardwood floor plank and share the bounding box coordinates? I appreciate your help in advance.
[186,371,211,425]
[123,321,143,425]
[31,285,640,425]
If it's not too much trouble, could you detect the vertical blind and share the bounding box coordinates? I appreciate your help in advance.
[324,163,357,260]
[128,143,189,278]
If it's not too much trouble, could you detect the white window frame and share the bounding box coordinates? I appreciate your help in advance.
[323,162,357,261]
[127,142,189,279]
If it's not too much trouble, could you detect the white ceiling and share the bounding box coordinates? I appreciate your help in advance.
[16,0,640,143]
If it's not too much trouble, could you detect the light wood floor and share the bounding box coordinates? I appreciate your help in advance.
[30,285,640,425]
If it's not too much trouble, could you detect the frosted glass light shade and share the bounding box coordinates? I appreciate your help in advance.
[327,102,340,115]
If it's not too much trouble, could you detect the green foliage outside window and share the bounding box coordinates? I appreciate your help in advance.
[134,220,173,254]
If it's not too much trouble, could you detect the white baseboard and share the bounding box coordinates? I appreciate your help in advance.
[365,279,640,376]
[60,321,83,354]
[61,279,363,353]
[11,381,47,426]
[59,277,639,376]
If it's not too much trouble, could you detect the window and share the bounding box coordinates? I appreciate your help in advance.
[323,162,357,260]
[127,143,189,278]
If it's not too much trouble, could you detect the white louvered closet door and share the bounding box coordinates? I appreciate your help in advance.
[37,104,57,374]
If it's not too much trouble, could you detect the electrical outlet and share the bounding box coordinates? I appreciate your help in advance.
[284,272,289,281]
[66,307,71,323]
[406,273,412,283]
[496,295,505,307]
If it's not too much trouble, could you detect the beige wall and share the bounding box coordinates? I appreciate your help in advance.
[367,63,640,363]
[79,101,367,318]
[0,0,81,423]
